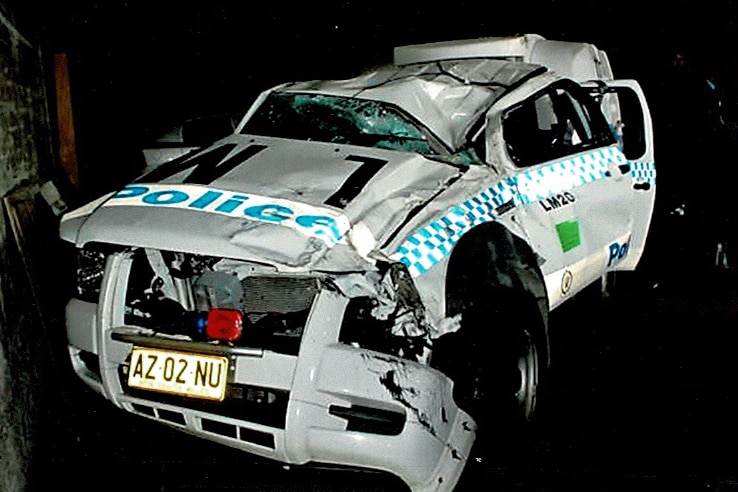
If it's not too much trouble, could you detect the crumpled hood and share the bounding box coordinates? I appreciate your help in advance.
[60,135,462,272]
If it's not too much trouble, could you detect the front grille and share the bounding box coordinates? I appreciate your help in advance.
[130,403,185,426]
[200,418,275,448]
[238,427,275,448]
[158,408,186,425]
[78,350,101,379]
[202,418,238,438]
[123,249,320,356]
[129,402,276,449]
[329,404,406,436]
[241,276,317,313]
[120,367,289,428]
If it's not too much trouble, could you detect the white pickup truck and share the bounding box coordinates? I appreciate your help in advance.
[60,34,655,491]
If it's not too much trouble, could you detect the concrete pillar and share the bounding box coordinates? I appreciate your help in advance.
[0,6,74,492]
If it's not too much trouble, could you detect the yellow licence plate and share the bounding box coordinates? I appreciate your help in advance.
[128,347,229,401]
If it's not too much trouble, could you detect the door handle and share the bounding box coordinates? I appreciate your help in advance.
[606,160,628,181]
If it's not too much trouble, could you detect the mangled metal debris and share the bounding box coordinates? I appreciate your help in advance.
[60,34,655,492]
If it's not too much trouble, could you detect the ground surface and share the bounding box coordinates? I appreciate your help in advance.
[34,229,738,492]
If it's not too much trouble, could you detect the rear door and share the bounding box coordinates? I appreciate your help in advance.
[499,80,634,305]
[585,80,656,270]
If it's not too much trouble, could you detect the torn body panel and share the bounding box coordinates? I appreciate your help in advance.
[276,60,543,152]
[305,342,476,491]
[68,245,473,491]
[60,139,626,335]
[62,136,461,269]
[61,36,655,492]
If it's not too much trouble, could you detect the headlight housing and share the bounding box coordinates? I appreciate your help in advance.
[75,243,116,302]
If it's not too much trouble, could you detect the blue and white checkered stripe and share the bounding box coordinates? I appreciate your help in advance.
[514,148,620,204]
[630,161,656,185]
[390,147,627,277]
[390,193,498,276]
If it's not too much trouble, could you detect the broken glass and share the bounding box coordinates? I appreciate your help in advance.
[242,92,445,157]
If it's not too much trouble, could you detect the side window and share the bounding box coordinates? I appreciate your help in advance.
[612,87,646,160]
[503,83,615,167]
[466,115,487,164]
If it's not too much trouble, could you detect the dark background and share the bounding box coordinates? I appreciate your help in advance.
[9,2,738,490]
[23,0,738,196]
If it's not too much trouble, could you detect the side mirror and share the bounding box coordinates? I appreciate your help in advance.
[142,113,237,169]
[182,114,237,146]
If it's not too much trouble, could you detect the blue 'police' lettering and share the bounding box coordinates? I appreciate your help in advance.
[296,215,342,242]
[106,185,346,245]
[243,204,292,223]
[607,240,630,267]
[113,185,149,199]
[142,190,189,205]
[188,190,223,209]
[214,195,250,213]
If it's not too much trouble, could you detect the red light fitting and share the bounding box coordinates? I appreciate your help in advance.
[206,308,243,342]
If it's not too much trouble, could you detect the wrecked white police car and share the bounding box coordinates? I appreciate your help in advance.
[60,34,655,491]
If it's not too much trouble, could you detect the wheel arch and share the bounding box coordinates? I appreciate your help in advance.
[444,222,550,364]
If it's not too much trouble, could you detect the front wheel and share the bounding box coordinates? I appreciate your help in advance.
[514,327,540,422]
[432,289,547,447]
[466,307,543,428]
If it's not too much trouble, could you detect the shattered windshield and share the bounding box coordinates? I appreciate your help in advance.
[241,92,479,165]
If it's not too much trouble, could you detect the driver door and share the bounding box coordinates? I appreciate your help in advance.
[584,80,656,270]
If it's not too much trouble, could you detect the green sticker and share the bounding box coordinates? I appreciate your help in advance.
[556,220,581,252]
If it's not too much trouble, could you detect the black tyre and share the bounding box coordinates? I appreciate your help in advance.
[432,287,546,453]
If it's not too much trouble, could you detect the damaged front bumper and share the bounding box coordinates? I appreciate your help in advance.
[66,247,476,491]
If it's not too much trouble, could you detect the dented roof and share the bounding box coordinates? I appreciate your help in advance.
[278,59,545,151]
